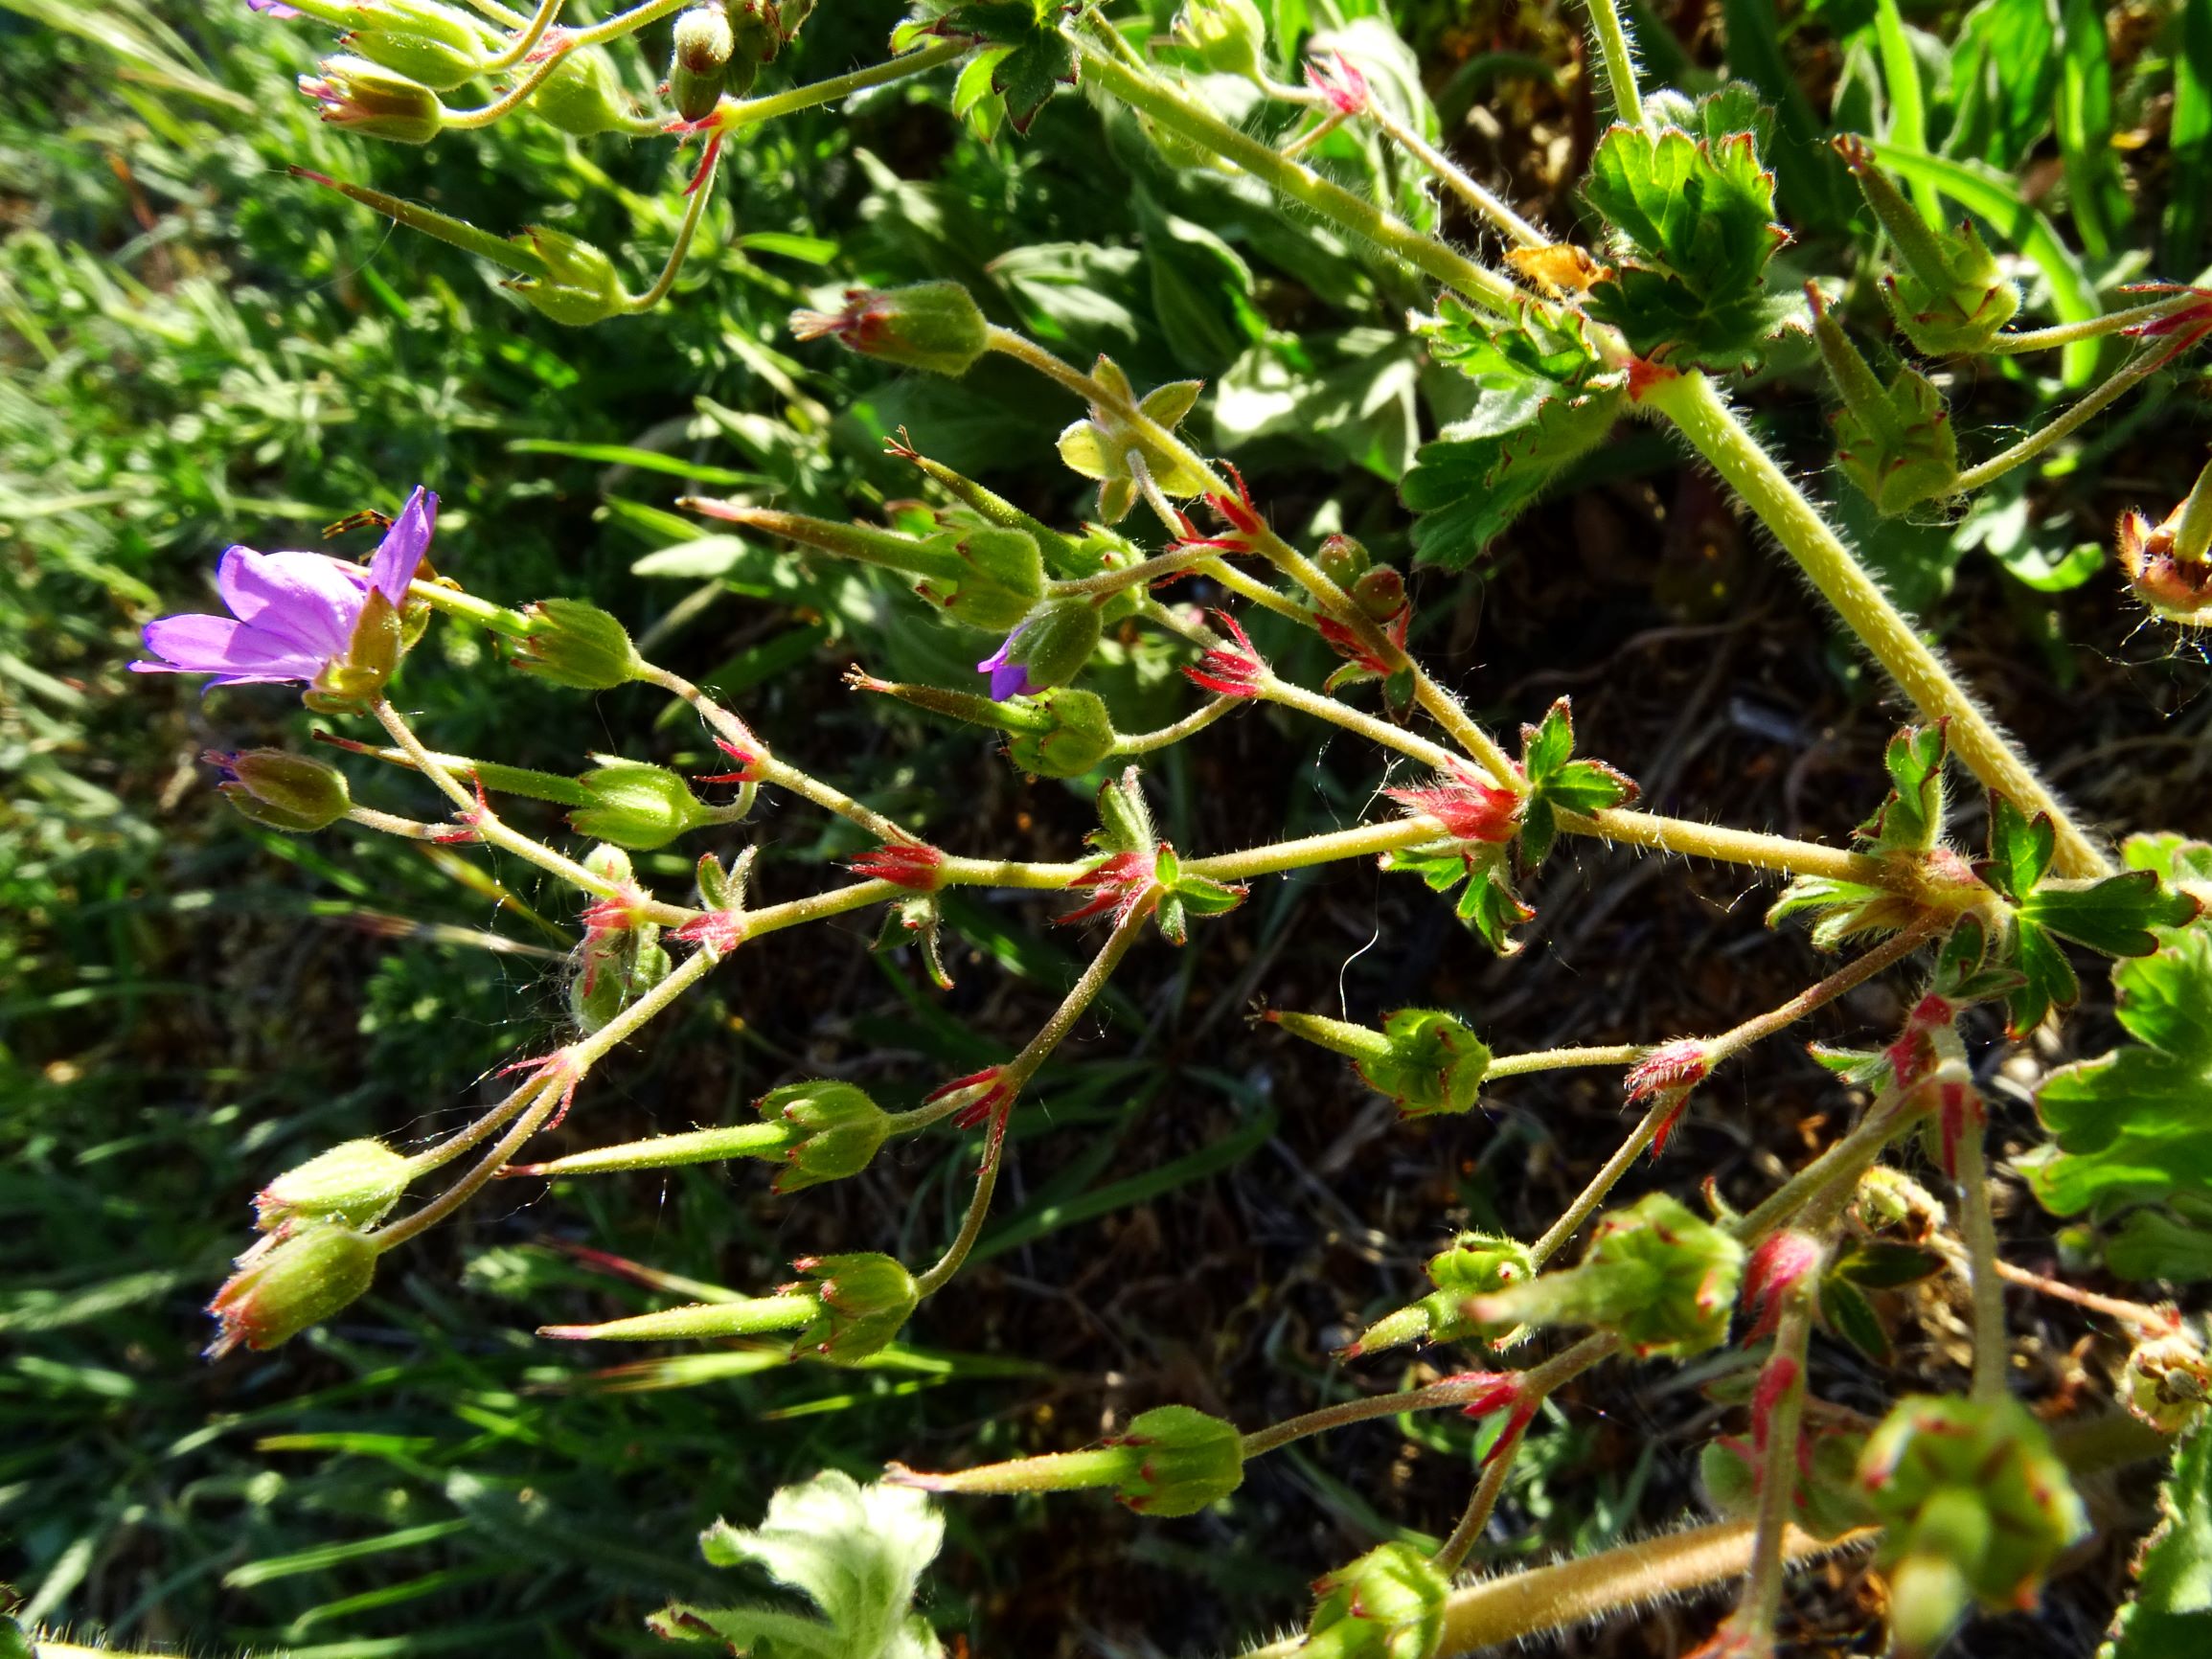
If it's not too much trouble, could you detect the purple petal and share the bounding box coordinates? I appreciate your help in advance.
[133,614,324,681]
[217,547,364,661]
[369,487,438,605]
[246,0,304,15]
[975,628,1036,702]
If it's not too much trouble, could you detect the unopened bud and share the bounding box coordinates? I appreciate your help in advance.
[790,282,992,377]
[1856,1395,2086,1656]
[1300,1540,1448,1659]
[513,226,628,328]
[568,761,715,851]
[1316,533,1370,589]
[1004,598,1102,690]
[1110,1404,1244,1515]
[1172,0,1266,80]
[1835,136,2019,354]
[926,526,1046,630]
[513,598,643,687]
[758,1079,891,1193]
[1471,1193,1744,1358]
[344,0,488,89]
[667,4,735,121]
[1266,1008,1490,1119]
[1351,564,1406,622]
[1740,1229,1822,1339]
[791,1252,918,1364]
[208,1225,378,1357]
[1006,686,1117,778]
[209,749,353,832]
[299,54,446,144]
[527,47,633,137]
[1347,1231,1535,1355]
[256,1140,412,1232]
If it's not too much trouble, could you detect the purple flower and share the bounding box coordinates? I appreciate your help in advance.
[246,0,304,16]
[133,488,437,687]
[976,626,1035,701]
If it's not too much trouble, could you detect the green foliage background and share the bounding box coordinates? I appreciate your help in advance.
[5,0,2211,1654]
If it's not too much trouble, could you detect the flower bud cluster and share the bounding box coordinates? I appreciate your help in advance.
[1346,1232,1537,1356]
[1298,1540,1448,1659]
[1471,1193,1744,1358]
[1266,1008,1491,1119]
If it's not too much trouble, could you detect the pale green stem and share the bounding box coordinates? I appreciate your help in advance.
[1732,1089,1920,1246]
[1638,369,2109,878]
[1361,89,1545,247]
[1430,1334,1617,1573]
[1531,927,1933,1264]
[1730,1245,1826,1648]
[345,806,457,840]
[1194,557,1311,624]
[983,324,1518,780]
[621,138,721,313]
[479,0,563,70]
[912,900,1152,1298]
[1262,675,1471,773]
[372,1078,563,1252]
[1986,293,2200,353]
[1954,339,2187,492]
[1953,1129,2010,1403]
[407,579,532,636]
[707,37,971,130]
[563,0,691,48]
[1067,37,1523,316]
[1578,0,1645,126]
[1113,696,1240,754]
[444,39,579,129]
[1485,1044,1649,1079]
[371,700,698,925]
[1050,547,1206,597]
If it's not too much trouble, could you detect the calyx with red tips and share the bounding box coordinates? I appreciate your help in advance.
[1740,1230,1822,1341]
[1384,768,1520,845]
[1442,1370,1539,1462]
[695,735,769,786]
[847,841,946,892]
[1625,1038,1710,1104]
[1304,49,1369,116]
[924,1066,1012,1130]
[1183,610,1270,698]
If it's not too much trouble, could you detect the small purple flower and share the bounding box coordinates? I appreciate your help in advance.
[133,488,437,687]
[976,626,1035,701]
[246,0,305,16]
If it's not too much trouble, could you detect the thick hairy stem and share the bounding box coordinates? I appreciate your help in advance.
[1729,1269,1823,1649]
[1952,1130,2011,1403]
[1639,371,2109,878]
[1577,0,1646,126]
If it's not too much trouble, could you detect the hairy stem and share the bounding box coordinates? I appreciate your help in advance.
[1954,339,2186,491]
[1638,370,2109,878]
[1578,0,1646,125]
[1952,1129,2011,1403]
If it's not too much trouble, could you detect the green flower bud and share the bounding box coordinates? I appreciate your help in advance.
[791,1252,917,1364]
[513,226,628,328]
[1809,287,1959,515]
[1316,533,1370,589]
[931,526,1045,630]
[256,1140,412,1233]
[344,0,489,90]
[1470,1193,1744,1358]
[571,919,670,1034]
[776,0,814,37]
[527,47,632,137]
[1836,137,2019,354]
[513,598,643,688]
[1301,1540,1448,1659]
[208,1225,378,1357]
[300,55,446,145]
[1007,598,1103,690]
[1006,687,1117,778]
[757,1079,891,1194]
[1856,1395,2087,1655]
[1351,564,1406,621]
[728,0,781,67]
[210,749,353,833]
[1171,0,1267,80]
[790,281,992,377]
[568,761,715,851]
[1266,1008,1491,1119]
[1348,1232,1535,1355]
[667,4,736,121]
[1110,1404,1243,1516]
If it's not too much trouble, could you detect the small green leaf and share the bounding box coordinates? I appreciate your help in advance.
[1819,1272,1893,1365]
[1832,1240,1946,1289]
[937,1,1076,134]
[1519,698,1575,784]
[1864,721,1949,854]
[2107,1424,2212,1655]
[1582,102,1791,369]
[1978,795,2056,903]
[2022,871,2202,960]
